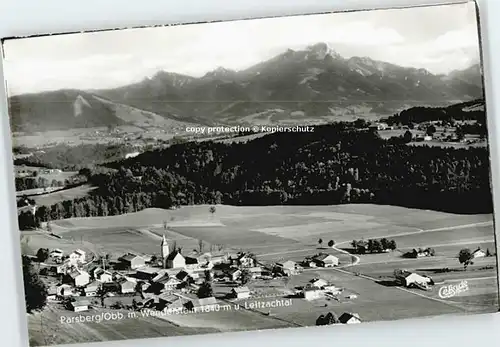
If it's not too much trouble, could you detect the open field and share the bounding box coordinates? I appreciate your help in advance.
[32,185,96,206]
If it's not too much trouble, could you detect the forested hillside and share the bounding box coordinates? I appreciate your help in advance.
[20,122,493,229]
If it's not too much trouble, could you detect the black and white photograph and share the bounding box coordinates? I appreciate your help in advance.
[2,1,499,346]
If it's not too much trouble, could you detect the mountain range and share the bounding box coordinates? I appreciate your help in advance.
[8,42,483,132]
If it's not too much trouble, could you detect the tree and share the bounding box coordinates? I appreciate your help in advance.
[486,248,492,257]
[204,270,213,283]
[426,125,437,136]
[351,240,358,250]
[22,256,47,313]
[198,239,204,253]
[36,248,49,263]
[197,282,213,299]
[240,269,252,285]
[367,239,374,253]
[380,238,389,250]
[318,238,323,248]
[316,314,326,326]
[209,206,216,217]
[372,239,383,253]
[388,240,397,251]
[403,130,413,143]
[327,240,335,248]
[458,248,474,270]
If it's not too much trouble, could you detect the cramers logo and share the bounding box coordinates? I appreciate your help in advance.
[438,280,469,299]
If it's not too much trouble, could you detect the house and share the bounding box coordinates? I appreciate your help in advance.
[84,282,100,297]
[312,254,339,268]
[303,288,323,301]
[135,267,160,280]
[226,268,242,281]
[309,278,328,289]
[234,253,255,268]
[161,277,182,291]
[185,297,218,311]
[166,251,186,269]
[230,286,251,299]
[118,253,146,270]
[47,286,58,300]
[472,248,486,258]
[396,271,433,288]
[117,277,136,294]
[185,257,199,270]
[66,269,90,287]
[323,284,342,295]
[49,249,64,261]
[176,270,193,283]
[248,266,263,279]
[69,299,91,312]
[339,312,361,324]
[69,249,86,265]
[95,269,113,283]
[57,284,74,297]
[276,261,301,276]
[158,293,182,310]
[210,254,228,265]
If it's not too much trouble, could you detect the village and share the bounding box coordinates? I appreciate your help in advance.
[29,234,379,326]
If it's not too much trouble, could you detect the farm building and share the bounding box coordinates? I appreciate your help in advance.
[166,251,186,269]
[47,286,58,300]
[472,248,486,258]
[117,277,136,294]
[339,312,361,324]
[135,267,160,280]
[312,254,339,267]
[309,278,328,289]
[226,268,242,281]
[158,293,182,310]
[84,282,100,297]
[210,254,228,265]
[69,299,91,312]
[185,297,218,311]
[57,284,75,297]
[276,260,302,276]
[230,286,251,299]
[160,277,182,290]
[185,256,199,270]
[66,269,90,287]
[396,271,433,287]
[248,266,263,279]
[49,249,64,261]
[232,253,255,268]
[176,270,193,283]
[95,269,113,283]
[303,288,323,301]
[118,253,146,270]
[69,249,86,265]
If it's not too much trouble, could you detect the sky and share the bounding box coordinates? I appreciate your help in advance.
[2,1,481,95]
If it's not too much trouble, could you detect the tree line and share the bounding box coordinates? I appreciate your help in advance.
[17,122,493,230]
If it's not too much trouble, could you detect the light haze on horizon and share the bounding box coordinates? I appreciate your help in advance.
[2,2,481,95]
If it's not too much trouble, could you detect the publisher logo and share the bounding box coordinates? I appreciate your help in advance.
[438,280,469,299]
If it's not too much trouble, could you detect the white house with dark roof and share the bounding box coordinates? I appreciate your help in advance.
[84,282,100,296]
[312,254,339,267]
[70,299,91,312]
[117,277,136,294]
[69,249,86,265]
[339,312,361,324]
[185,297,218,311]
[276,260,302,276]
[66,269,90,287]
[166,251,186,269]
[95,269,113,283]
[309,278,328,289]
[303,287,323,301]
[118,253,146,270]
[396,271,433,288]
[49,249,64,261]
[472,248,486,258]
[230,286,251,299]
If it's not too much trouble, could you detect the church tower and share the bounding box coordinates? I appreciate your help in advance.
[161,235,169,268]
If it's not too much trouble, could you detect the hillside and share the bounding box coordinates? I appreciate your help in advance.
[9,43,484,131]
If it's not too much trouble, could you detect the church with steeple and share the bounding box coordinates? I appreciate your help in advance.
[161,234,170,268]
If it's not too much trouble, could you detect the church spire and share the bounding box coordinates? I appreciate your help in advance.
[161,234,169,268]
